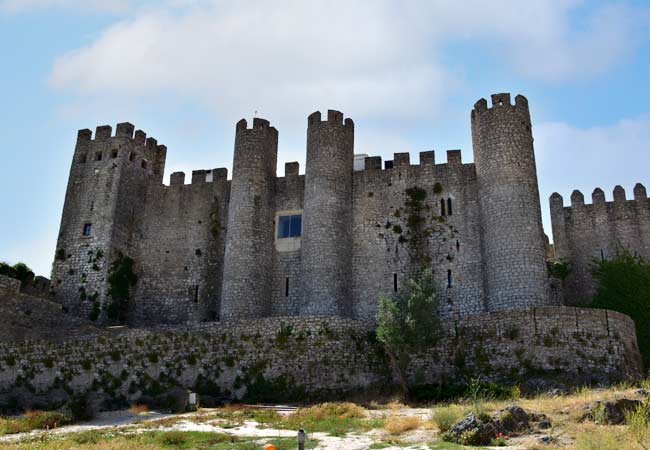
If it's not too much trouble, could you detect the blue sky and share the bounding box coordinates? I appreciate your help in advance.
[1,0,649,276]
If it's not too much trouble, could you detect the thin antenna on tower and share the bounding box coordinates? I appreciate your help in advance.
[253,109,258,118]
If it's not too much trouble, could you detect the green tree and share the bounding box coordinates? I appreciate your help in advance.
[591,251,650,369]
[376,269,441,399]
[0,262,34,283]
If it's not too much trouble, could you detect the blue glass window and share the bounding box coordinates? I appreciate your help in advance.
[82,223,92,236]
[278,215,302,238]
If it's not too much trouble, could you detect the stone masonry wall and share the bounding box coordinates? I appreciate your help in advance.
[132,169,230,324]
[0,308,641,411]
[351,151,485,322]
[550,184,650,304]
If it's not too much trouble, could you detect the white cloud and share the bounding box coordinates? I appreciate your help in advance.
[0,0,131,14]
[48,0,647,125]
[535,115,650,236]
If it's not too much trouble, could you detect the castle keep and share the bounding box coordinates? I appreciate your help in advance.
[50,93,555,325]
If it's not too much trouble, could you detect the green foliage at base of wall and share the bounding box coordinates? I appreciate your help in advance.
[590,251,650,369]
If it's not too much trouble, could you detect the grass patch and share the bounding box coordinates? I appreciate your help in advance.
[0,410,73,435]
[0,431,301,450]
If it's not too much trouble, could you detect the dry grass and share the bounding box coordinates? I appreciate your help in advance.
[383,415,422,435]
[128,404,149,415]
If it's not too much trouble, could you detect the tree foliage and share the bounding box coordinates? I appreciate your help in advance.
[106,254,137,324]
[591,251,650,369]
[0,262,34,283]
[376,269,441,398]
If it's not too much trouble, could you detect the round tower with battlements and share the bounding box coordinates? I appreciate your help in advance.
[220,118,278,320]
[300,110,354,316]
[472,93,549,311]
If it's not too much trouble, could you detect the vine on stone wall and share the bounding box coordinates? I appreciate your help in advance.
[106,253,138,324]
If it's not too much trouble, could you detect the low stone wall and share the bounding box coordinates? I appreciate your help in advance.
[0,274,21,293]
[0,307,642,411]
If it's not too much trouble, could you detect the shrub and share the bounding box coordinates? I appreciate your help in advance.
[431,405,465,432]
[24,410,73,430]
[384,415,422,435]
[591,251,650,368]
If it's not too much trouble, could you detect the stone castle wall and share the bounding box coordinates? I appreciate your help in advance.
[550,184,650,304]
[0,308,642,411]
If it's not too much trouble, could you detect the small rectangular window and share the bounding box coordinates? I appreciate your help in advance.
[277,214,302,238]
[82,223,92,236]
[79,153,87,163]
[141,160,148,169]
[94,152,102,161]
[447,270,452,288]
[285,277,289,297]
[129,152,136,162]
[393,273,398,292]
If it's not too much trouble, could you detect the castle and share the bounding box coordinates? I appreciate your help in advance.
[48,92,646,325]
[49,92,553,325]
[0,93,643,411]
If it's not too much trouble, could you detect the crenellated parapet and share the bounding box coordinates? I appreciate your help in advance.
[550,183,650,304]
[74,122,167,182]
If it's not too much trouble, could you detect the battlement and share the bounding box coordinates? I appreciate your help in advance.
[471,93,529,118]
[235,118,278,138]
[285,162,300,176]
[168,168,229,187]
[75,123,162,152]
[362,149,466,172]
[307,110,354,128]
[550,183,649,208]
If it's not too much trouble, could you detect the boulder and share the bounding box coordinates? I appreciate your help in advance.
[584,398,643,425]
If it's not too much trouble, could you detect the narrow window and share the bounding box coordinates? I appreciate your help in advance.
[94,151,102,161]
[82,223,92,236]
[440,199,446,216]
[90,201,94,211]
[111,149,118,158]
[447,198,453,216]
[129,152,136,162]
[141,160,147,169]
[600,249,605,261]
[285,277,289,297]
[79,153,87,163]
[194,285,199,303]
[456,240,460,252]
[447,270,452,288]
[393,273,398,292]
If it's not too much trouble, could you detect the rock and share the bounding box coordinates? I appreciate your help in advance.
[584,398,642,425]
[495,405,530,433]
[539,435,553,445]
[448,413,497,446]
[538,419,552,430]
[635,389,649,397]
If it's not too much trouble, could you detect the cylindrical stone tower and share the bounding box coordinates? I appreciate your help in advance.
[300,110,354,316]
[472,93,549,311]
[220,118,278,319]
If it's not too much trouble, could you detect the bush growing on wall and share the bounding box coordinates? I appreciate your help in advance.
[591,251,650,369]
[106,254,137,324]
